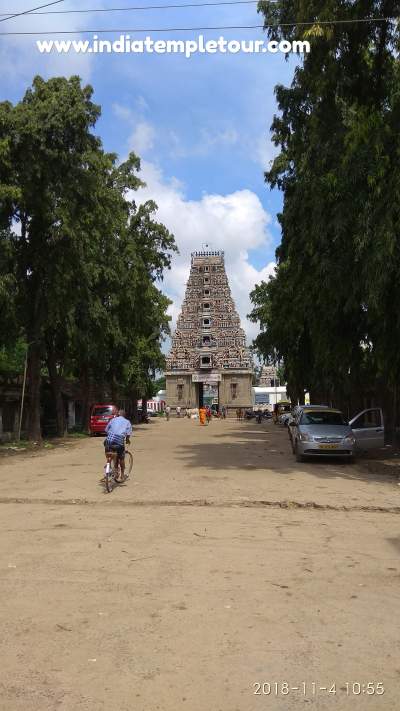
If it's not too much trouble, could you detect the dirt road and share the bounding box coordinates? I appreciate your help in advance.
[1,418,399,710]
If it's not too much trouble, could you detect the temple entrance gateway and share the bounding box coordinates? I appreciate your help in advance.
[165,250,253,414]
[203,383,219,410]
[198,382,204,409]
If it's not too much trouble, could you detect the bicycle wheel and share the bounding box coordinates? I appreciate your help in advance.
[105,457,117,493]
[125,450,133,477]
[105,470,114,493]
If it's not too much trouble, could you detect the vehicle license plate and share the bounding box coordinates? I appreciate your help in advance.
[318,443,339,449]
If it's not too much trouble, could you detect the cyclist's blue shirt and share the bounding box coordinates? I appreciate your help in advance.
[105,416,132,447]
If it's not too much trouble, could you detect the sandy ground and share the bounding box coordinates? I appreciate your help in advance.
[0,417,399,710]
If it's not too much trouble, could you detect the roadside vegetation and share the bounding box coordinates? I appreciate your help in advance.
[251,1,400,439]
[0,76,177,442]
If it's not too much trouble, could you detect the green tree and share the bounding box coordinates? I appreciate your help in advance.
[0,76,107,439]
[118,200,177,420]
[251,1,400,426]
[0,76,176,439]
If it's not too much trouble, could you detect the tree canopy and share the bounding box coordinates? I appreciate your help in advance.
[0,76,177,439]
[251,1,400,427]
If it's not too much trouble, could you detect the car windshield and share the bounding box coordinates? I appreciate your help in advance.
[93,407,113,416]
[300,411,347,426]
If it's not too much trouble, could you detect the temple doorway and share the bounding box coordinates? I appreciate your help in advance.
[203,383,219,411]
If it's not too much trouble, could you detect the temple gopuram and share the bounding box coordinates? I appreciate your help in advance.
[165,250,253,412]
[258,364,279,387]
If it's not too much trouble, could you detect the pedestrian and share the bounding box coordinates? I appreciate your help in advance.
[221,405,226,419]
[176,405,181,418]
[206,406,212,424]
[273,402,279,424]
[199,406,207,426]
[165,405,171,421]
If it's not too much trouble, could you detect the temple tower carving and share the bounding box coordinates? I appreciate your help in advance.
[165,250,253,411]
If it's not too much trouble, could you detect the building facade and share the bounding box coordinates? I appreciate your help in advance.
[258,364,279,387]
[165,250,253,412]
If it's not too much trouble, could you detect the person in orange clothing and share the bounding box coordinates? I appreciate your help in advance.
[199,406,207,425]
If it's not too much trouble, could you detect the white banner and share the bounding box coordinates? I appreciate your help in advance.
[192,373,222,383]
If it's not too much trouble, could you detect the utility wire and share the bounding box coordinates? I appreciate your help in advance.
[0,17,397,36]
[0,0,66,24]
[0,16,396,34]
[0,1,262,16]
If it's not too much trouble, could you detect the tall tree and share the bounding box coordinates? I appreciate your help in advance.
[251,1,400,422]
[0,77,147,439]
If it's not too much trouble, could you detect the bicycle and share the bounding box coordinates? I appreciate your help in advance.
[104,442,133,493]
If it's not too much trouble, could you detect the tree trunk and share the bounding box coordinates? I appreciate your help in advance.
[381,382,395,445]
[131,391,139,424]
[142,397,148,422]
[27,342,42,443]
[80,365,91,433]
[47,345,66,437]
[110,377,118,404]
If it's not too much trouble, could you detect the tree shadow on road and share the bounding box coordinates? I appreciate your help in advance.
[176,421,399,488]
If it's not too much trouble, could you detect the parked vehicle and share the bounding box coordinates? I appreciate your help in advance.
[145,409,158,418]
[279,412,292,426]
[245,408,272,420]
[289,407,384,462]
[89,404,118,435]
[137,408,157,422]
[276,401,291,425]
[288,404,329,448]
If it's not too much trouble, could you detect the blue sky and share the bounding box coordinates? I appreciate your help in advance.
[0,0,299,338]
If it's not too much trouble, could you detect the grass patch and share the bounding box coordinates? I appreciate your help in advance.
[0,439,51,452]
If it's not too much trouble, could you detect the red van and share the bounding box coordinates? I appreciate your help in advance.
[89,404,118,435]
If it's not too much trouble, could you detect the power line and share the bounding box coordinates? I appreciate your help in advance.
[0,16,395,34]
[0,1,261,17]
[0,0,66,24]
[0,25,264,37]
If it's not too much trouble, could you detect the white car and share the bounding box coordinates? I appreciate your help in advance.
[289,407,384,462]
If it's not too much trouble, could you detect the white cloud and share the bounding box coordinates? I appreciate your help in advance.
[113,104,241,160]
[135,95,149,112]
[0,1,104,84]
[167,124,239,159]
[112,104,156,156]
[129,121,155,155]
[112,103,134,122]
[197,126,239,153]
[254,134,279,170]
[136,161,276,344]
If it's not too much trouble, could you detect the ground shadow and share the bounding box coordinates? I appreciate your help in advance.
[176,420,399,488]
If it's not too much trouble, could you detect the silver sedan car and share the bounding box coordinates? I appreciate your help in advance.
[290,407,384,462]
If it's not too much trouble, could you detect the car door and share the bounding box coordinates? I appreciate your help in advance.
[349,408,384,450]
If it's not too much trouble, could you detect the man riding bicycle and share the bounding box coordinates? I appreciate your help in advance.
[104,409,132,482]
